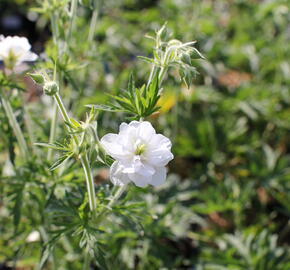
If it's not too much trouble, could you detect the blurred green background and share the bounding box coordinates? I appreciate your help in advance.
[0,0,290,269]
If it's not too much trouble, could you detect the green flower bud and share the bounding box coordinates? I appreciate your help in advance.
[43,81,59,96]
[28,73,45,84]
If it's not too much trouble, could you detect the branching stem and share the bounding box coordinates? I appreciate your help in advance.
[53,92,97,212]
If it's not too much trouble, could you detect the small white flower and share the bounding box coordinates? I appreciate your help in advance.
[26,230,40,242]
[101,121,174,187]
[0,35,38,67]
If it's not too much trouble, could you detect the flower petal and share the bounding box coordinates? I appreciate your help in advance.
[100,133,131,159]
[145,148,174,167]
[149,167,167,186]
[110,161,130,186]
[136,121,156,142]
[128,173,150,187]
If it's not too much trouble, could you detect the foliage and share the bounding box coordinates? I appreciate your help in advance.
[0,0,289,269]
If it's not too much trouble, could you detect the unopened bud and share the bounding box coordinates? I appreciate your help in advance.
[43,81,59,96]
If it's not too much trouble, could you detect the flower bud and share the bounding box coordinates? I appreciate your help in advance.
[28,73,45,84]
[43,81,59,96]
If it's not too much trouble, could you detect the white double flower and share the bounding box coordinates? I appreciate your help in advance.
[101,121,173,187]
[0,35,37,67]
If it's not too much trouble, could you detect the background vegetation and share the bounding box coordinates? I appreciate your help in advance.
[0,0,290,269]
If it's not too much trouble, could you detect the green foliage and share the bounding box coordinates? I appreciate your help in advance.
[89,74,161,118]
[0,0,290,269]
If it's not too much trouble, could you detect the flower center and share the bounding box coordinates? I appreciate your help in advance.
[135,143,146,156]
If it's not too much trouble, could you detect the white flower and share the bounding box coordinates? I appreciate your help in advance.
[0,35,38,67]
[26,230,40,242]
[100,121,174,187]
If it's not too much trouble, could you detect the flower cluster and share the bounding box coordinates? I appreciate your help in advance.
[0,36,37,68]
[101,121,173,187]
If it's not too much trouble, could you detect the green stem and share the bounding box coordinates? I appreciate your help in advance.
[48,13,59,160]
[53,92,97,212]
[82,246,91,270]
[158,66,167,86]
[88,8,99,44]
[67,0,78,43]
[24,106,39,156]
[95,185,127,225]
[146,64,156,89]
[47,102,58,161]
[1,93,29,159]
[108,184,127,207]
[81,154,97,211]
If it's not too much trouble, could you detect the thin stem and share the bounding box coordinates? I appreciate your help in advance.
[81,154,97,211]
[47,102,58,161]
[158,66,167,86]
[88,8,99,44]
[95,185,127,225]
[108,184,127,207]
[67,0,78,44]
[53,92,97,212]
[146,64,156,89]
[24,106,38,156]
[48,13,59,160]
[82,246,91,270]
[1,93,29,159]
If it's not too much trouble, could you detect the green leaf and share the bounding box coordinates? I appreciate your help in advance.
[34,142,68,151]
[49,153,73,171]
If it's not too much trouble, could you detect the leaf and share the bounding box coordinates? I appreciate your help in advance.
[49,153,73,171]
[38,245,53,270]
[127,73,135,97]
[34,142,68,151]
[86,104,119,112]
[137,56,154,63]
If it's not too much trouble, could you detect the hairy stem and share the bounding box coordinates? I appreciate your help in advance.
[1,93,29,159]
[53,92,97,212]
[47,102,58,161]
[146,64,156,89]
[81,154,97,211]
[47,13,59,160]
[158,66,168,86]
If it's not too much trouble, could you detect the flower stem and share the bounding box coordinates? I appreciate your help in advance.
[81,154,97,211]
[47,102,58,161]
[88,8,99,44]
[158,66,168,86]
[147,64,156,88]
[108,184,127,207]
[48,13,59,160]
[95,184,127,225]
[1,93,29,159]
[53,92,97,212]
[67,0,78,43]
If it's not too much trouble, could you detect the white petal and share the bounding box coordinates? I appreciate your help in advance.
[132,156,155,177]
[149,134,172,149]
[100,133,131,159]
[145,148,174,167]
[128,173,150,187]
[119,122,129,133]
[21,51,38,62]
[136,121,156,142]
[128,120,141,128]
[149,167,167,186]
[120,157,155,177]
[110,161,130,186]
